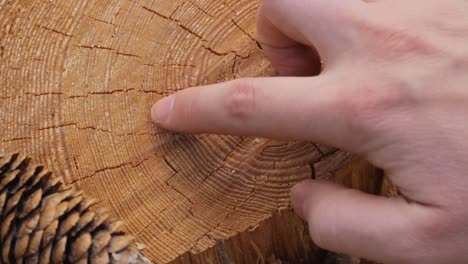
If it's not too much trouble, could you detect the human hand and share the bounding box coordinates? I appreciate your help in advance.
[151,1,468,263]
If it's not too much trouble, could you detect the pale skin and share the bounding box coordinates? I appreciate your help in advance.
[151,1,468,263]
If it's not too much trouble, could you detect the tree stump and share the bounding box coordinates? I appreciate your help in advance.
[0,0,383,263]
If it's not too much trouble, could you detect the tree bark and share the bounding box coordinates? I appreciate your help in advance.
[0,0,385,263]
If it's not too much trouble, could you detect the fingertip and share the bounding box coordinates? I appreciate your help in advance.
[291,180,314,220]
[151,95,175,124]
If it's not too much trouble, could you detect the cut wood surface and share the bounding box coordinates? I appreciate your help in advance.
[0,0,384,263]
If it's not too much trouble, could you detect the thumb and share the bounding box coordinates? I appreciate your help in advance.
[291,180,428,263]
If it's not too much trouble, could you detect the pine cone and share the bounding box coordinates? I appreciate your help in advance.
[0,151,152,264]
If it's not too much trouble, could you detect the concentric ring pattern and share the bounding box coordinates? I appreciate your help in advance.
[0,0,354,262]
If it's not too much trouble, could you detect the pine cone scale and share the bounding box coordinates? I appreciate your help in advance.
[0,152,151,263]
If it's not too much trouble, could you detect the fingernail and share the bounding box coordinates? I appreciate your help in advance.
[151,95,175,123]
[291,181,311,220]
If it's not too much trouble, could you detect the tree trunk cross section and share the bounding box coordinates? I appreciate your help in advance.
[0,0,383,263]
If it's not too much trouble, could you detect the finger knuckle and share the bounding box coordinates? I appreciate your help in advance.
[339,78,414,133]
[378,30,432,57]
[353,17,437,58]
[224,79,258,121]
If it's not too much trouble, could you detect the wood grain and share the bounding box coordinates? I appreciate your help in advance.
[171,157,382,264]
[0,0,383,263]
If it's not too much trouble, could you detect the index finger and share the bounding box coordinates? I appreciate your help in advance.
[151,74,367,152]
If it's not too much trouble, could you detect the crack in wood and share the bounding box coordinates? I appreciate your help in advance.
[201,45,250,60]
[88,88,135,95]
[73,157,79,170]
[142,63,195,68]
[165,181,194,205]
[74,44,141,59]
[74,44,115,51]
[35,24,73,37]
[116,51,141,58]
[312,143,325,156]
[35,120,161,139]
[93,161,133,175]
[141,6,177,21]
[23,92,64,97]
[38,123,77,131]
[2,136,32,143]
[231,19,258,46]
[70,156,150,185]
[68,88,167,99]
[185,0,214,18]
[163,155,179,174]
[179,24,207,42]
[76,126,112,133]
[38,123,111,134]
[85,14,116,27]
[199,138,245,184]
[231,55,238,78]
[142,4,250,59]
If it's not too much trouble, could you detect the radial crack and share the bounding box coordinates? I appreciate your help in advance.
[186,0,214,18]
[35,24,73,37]
[141,6,178,22]
[165,182,194,205]
[231,19,258,45]
[24,92,64,96]
[74,44,115,51]
[116,51,141,58]
[2,136,33,143]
